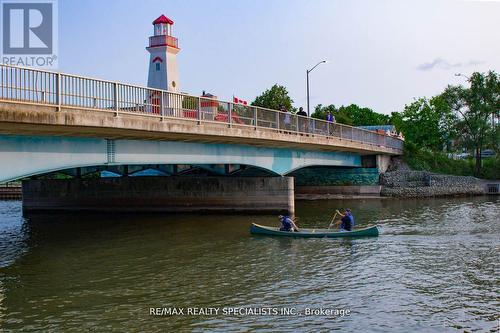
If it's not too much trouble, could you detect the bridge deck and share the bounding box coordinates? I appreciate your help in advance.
[0,64,403,155]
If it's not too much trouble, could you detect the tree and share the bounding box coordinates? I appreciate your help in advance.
[311,104,341,121]
[312,103,389,126]
[252,84,296,112]
[431,95,457,151]
[394,97,455,151]
[442,71,500,175]
[337,104,390,126]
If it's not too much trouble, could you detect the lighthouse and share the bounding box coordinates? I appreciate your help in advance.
[146,15,180,92]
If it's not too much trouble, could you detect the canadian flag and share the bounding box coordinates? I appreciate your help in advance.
[233,96,248,105]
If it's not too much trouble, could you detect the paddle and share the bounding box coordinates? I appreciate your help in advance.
[292,216,300,232]
[328,211,339,229]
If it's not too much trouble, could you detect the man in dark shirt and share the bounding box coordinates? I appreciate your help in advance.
[297,107,307,117]
[336,209,355,231]
[278,215,299,232]
[297,107,307,133]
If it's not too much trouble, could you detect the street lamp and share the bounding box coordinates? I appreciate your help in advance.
[306,60,328,117]
[455,73,470,80]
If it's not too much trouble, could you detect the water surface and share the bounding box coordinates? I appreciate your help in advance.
[0,197,499,332]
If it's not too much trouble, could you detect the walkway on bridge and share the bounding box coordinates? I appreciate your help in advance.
[0,64,403,153]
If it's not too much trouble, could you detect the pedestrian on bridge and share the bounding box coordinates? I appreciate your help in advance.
[281,105,291,132]
[326,111,336,136]
[297,107,308,133]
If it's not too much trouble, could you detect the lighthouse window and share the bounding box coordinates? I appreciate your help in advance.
[156,63,161,71]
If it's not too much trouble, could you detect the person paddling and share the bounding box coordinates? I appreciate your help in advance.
[278,215,299,232]
[333,209,355,231]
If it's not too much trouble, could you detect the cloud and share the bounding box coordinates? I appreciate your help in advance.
[416,58,485,71]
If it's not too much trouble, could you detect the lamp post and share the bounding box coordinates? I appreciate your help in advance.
[455,73,470,80]
[306,60,327,117]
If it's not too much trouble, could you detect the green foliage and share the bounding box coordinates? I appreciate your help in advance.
[311,103,389,126]
[182,95,199,110]
[482,156,500,179]
[442,70,499,175]
[339,104,390,126]
[403,142,473,176]
[403,142,499,179]
[490,124,500,153]
[395,96,455,151]
[311,104,345,122]
[252,84,296,112]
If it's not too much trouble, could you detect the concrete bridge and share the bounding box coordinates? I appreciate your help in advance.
[0,64,403,214]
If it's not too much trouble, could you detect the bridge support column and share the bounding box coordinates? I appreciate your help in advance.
[21,176,294,215]
[376,155,391,173]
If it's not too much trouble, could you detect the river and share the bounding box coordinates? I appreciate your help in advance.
[0,197,499,332]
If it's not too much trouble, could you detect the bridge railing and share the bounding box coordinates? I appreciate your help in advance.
[0,63,404,151]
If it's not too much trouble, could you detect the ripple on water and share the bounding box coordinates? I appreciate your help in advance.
[0,197,499,332]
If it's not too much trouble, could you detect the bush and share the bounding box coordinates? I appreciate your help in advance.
[481,157,500,179]
[402,142,496,178]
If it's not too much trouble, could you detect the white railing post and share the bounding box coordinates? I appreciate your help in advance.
[56,72,61,111]
[340,125,343,140]
[228,103,233,128]
[254,107,258,130]
[296,115,300,134]
[197,97,202,125]
[160,92,164,121]
[114,82,118,117]
[276,111,280,131]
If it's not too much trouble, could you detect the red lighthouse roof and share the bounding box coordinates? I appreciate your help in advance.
[153,15,174,25]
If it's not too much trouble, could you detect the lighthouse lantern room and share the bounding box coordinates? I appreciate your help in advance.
[147,14,180,92]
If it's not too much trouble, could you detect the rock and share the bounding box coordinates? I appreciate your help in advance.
[386,157,411,172]
[380,170,485,198]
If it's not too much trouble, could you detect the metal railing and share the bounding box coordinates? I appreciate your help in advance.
[0,63,404,151]
[149,35,178,48]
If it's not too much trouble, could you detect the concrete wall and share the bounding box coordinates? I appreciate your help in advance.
[296,185,380,200]
[0,186,22,199]
[22,176,295,214]
[376,155,392,173]
[296,185,381,195]
[289,167,380,186]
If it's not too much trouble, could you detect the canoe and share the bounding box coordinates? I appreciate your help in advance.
[250,223,379,238]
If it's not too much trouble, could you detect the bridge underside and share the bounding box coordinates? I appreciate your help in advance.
[0,134,362,182]
[33,163,278,179]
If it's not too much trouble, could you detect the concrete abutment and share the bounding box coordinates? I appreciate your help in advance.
[22,176,295,215]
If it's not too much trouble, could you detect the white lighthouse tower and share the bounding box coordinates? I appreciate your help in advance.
[146,15,180,92]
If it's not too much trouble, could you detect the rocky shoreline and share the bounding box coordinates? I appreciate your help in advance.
[380,158,487,198]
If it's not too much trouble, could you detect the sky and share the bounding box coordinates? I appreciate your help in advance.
[58,0,500,114]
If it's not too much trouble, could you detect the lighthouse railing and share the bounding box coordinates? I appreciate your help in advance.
[0,63,404,151]
[149,35,178,48]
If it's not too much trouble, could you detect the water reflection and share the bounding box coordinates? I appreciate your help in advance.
[0,197,498,332]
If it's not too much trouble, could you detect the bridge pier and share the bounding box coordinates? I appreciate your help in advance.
[21,176,295,215]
